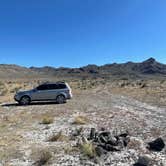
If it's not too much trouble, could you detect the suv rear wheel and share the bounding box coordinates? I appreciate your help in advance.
[19,96,31,105]
[56,95,66,104]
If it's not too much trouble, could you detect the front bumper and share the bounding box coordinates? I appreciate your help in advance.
[14,95,20,102]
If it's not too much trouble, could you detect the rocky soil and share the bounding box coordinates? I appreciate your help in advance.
[0,87,166,166]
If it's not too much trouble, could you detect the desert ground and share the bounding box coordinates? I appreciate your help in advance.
[0,79,166,166]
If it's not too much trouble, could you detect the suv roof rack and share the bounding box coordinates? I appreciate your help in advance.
[56,81,66,84]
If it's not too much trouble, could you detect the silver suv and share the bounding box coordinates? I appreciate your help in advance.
[14,82,72,105]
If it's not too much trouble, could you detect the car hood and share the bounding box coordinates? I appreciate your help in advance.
[16,89,33,94]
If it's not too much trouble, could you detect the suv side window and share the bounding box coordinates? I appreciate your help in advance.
[58,84,67,89]
[37,85,49,90]
[48,84,59,90]
[48,84,66,90]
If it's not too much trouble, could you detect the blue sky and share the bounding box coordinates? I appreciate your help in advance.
[0,0,166,67]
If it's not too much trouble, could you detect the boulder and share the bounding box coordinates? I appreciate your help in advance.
[147,138,165,152]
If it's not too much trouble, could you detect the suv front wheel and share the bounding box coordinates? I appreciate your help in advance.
[19,96,31,105]
[56,95,66,104]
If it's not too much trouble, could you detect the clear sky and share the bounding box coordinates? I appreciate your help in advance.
[0,0,166,67]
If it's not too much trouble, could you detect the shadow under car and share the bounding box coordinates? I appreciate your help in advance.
[1,101,62,107]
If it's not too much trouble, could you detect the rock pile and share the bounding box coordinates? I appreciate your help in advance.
[77,128,165,165]
[88,128,130,156]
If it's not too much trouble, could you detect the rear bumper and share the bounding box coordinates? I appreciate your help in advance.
[66,93,72,99]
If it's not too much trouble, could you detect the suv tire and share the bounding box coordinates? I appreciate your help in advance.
[56,95,66,104]
[19,96,31,105]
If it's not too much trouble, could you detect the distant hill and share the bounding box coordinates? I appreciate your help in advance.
[0,58,166,80]
[0,64,41,79]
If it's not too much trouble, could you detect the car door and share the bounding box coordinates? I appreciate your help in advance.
[31,84,50,100]
[46,84,59,99]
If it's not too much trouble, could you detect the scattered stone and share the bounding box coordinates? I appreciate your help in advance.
[123,137,130,147]
[72,127,83,137]
[118,131,129,138]
[105,144,120,152]
[89,128,96,140]
[95,146,107,156]
[107,136,118,146]
[147,138,165,152]
[133,155,153,166]
[100,127,106,131]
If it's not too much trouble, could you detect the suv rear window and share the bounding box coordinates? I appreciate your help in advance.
[58,84,67,89]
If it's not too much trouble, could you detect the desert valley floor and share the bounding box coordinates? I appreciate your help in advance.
[0,85,166,166]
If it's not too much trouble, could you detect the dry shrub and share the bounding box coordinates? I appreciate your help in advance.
[80,142,96,158]
[48,131,68,142]
[72,115,89,125]
[41,116,54,125]
[34,150,52,166]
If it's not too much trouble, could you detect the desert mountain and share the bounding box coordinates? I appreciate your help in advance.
[0,58,166,79]
[30,58,166,79]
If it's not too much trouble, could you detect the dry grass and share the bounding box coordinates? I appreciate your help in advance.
[0,147,23,161]
[72,115,89,125]
[64,145,80,155]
